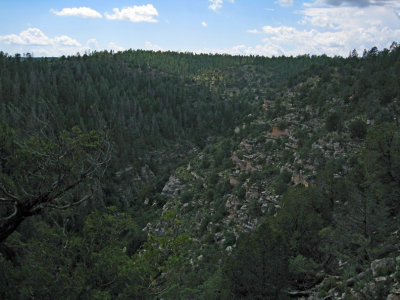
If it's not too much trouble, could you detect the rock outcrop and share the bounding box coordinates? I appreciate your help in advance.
[161,175,183,197]
[371,257,396,277]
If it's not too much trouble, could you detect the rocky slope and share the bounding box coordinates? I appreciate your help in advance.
[145,57,400,298]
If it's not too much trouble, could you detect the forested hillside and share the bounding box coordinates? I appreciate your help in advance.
[1,44,400,299]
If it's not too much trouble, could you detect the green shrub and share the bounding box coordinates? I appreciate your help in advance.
[289,255,320,287]
[277,120,289,130]
[181,190,194,203]
[326,112,343,132]
[275,180,288,195]
[233,185,246,199]
[349,119,367,139]
[248,199,262,216]
[223,232,236,247]
[200,158,211,169]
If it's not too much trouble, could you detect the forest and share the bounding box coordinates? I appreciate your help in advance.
[1,44,400,299]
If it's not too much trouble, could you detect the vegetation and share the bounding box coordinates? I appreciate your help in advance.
[1,44,400,298]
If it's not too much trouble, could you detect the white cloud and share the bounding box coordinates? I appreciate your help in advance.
[320,0,400,8]
[108,42,125,52]
[209,0,223,11]
[191,1,399,57]
[258,5,400,56]
[305,0,400,15]
[300,6,389,29]
[145,41,163,51]
[193,43,283,56]
[247,29,261,34]
[0,28,79,46]
[202,22,208,27]
[87,38,99,50]
[276,0,294,7]
[105,5,159,23]
[208,0,224,11]
[209,0,234,11]
[53,35,81,47]
[0,28,102,57]
[196,2,400,57]
[51,7,102,18]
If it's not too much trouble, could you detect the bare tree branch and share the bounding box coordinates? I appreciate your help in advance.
[45,194,92,210]
[4,204,18,221]
[0,198,17,205]
[0,126,111,245]
[0,185,19,201]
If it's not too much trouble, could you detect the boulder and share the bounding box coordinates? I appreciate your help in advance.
[371,257,396,277]
[161,176,182,197]
[388,286,400,300]
[346,270,370,286]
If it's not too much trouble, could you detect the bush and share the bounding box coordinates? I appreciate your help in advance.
[289,255,320,288]
[277,120,289,130]
[223,232,236,247]
[233,185,246,199]
[318,276,340,298]
[326,112,343,132]
[275,181,288,195]
[181,190,194,203]
[200,158,211,169]
[223,219,289,299]
[216,179,232,196]
[248,199,262,217]
[274,169,292,195]
[349,119,367,139]
[280,169,292,183]
[208,171,219,185]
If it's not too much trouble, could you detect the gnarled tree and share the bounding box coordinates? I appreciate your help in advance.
[0,123,110,252]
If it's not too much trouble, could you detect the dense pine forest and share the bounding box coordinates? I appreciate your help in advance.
[1,44,400,299]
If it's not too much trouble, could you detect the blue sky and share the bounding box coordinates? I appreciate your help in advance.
[1,0,399,57]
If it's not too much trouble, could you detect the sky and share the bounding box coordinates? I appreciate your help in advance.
[0,0,399,57]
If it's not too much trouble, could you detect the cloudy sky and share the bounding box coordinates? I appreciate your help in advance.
[1,0,399,57]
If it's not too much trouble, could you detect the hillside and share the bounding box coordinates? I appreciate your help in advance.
[1,45,400,299]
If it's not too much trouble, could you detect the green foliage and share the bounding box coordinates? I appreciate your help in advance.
[199,268,229,300]
[363,123,400,214]
[277,120,289,130]
[394,260,400,282]
[318,277,341,298]
[277,186,327,259]
[2,46,400,298]
[181,190,194,203]
[0,207,137,299]
[274,169,292,194]
[0,122,109,244]
[233,184,246,199]
[289,255,320,287]
[248,198,262,217]
[349,119,367,139]
[223,219,289,299]
[223,231,236,247]
[123,231,193,298]
[326,111,343,132]
[216,179,232,196]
